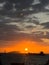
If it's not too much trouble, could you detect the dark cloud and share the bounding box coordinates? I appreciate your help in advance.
[33,31,49,39]
[0,22,22,41]
[0,0,34,13]
[45,32,49,39]
[26,18,40,25]
[0,0,5,3]
[32,20,39,25]
[39,32,49,40]
[0,21,43,42]
[26,25,35,29]
[0,26,44,42]
[4,2,13,10]
[9,0,33,8]
[32,3,44,12]
[0,0,49,45]
[0,24,49,45]
[0,0,49,18]
[39,0,49,5]
[41,22,49,29]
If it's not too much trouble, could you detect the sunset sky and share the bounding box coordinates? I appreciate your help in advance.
[0,0,49,53]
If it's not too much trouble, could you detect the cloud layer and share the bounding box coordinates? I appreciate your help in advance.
[0,0,49,46]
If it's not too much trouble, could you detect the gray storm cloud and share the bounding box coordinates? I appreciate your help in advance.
[0,0,49,46]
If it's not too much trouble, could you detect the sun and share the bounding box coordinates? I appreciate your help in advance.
[24,48,28,53]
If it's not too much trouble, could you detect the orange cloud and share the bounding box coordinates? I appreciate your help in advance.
[0,40,49,54]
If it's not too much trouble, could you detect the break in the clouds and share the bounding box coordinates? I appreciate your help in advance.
[0,0,49,46]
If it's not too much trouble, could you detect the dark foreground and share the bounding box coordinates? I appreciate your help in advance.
[0,52,49,65]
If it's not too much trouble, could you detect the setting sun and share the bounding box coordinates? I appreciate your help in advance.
[24,48,28,53]
[0,40,49,54]
[25,48,28,51]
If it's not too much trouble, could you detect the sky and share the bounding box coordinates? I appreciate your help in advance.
[0,0,49,53]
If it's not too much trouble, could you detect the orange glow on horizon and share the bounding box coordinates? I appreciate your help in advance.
[0,40,49,54]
